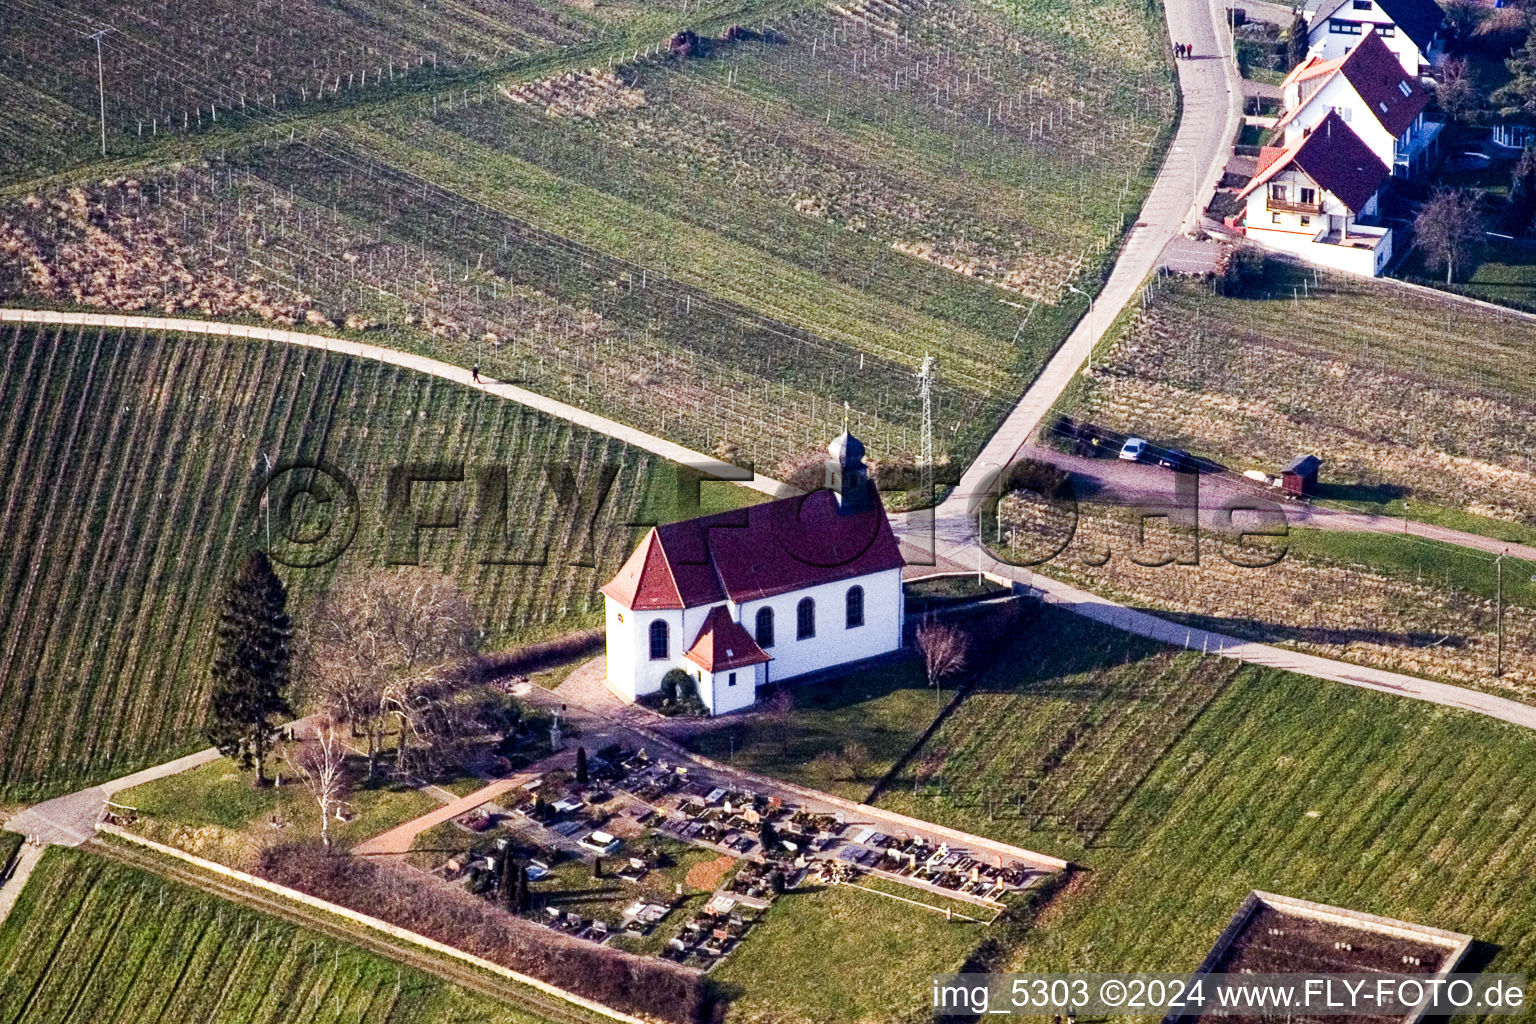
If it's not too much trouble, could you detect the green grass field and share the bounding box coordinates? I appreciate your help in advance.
[711,880,983,1023]
[687,652,940,803]
[0,322,747,802]
[1400,236,1536,314]
[115,756,447,870]
[0,846,560,1023]
[990,668,1536,1019]
[690,605,1243,857]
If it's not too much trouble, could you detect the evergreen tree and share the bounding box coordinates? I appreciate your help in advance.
[206,552,292,786]
[1286,15,1309,70]
[496,845,515,906]
[1507,147,1536,236]
[1494,20,1536,118]
[516,864,532,913]
[576,745,589,785]
[759,818,779,856]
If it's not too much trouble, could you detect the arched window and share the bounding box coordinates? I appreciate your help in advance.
[649,619,669,660]
[755,607,775,648]
[796,597,816,640]
[845,585,865,629]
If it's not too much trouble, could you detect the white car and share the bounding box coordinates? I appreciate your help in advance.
[1118,437,1148,462]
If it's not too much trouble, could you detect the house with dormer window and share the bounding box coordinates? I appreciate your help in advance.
[1277,28,1440,178]
[1239,110,1394,275]
[599,429,905,715]
[1301,0,1445,76]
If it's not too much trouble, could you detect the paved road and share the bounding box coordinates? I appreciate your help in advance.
[0,309,785,499]
[941,0,1244,522]
[900,524,1536,731]
[0,844,45,928]
[0,0,1529,873]
[1018,445,1536,564]
[4,715,321,847]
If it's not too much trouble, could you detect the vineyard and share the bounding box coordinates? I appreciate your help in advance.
[875,606,1243,859]
[997,667,1536,1019]
[991,492,1536,698]
[0,322,714,802]
[0,0,1176,474]
[686,603,1240,857]
[0,846,559,1023]
[0,0,793,182]
[1058,267,1536,527]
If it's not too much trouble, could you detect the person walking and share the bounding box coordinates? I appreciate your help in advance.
[472,362,480,383]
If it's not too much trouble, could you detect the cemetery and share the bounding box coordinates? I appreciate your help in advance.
[413,744,1056,969]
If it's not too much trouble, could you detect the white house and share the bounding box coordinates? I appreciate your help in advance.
[599,430,905,715]
[1301,0,1445,77]
[1277,28,1439,178]
[1240,109,1395,276]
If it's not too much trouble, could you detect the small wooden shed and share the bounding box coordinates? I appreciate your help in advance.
[1281,455,1321,497]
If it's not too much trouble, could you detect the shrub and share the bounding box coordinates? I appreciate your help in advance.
[459,628,603,684]
[660,668,689,703]
[1219,245,1268,297]
[259,843,716,1023]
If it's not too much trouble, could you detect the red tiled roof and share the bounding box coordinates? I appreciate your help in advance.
[1274,28,1425,136]
[1238,110,1390,213]
[1338,28,1427,136]
[684,605,772,672]
[600,488,904,610]
[599,529,684,610]
[1279,53,1344,93]
[1254,144,1289,177]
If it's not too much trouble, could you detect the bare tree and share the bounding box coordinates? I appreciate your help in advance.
[840,740,871,782]
[1415,188,1485,284]
[763,687,795,756]
[1435,58,1478,123]
[286,721,350,851]
[917,620,969,694]
[300,567,478,778]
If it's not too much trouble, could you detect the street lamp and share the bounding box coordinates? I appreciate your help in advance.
[1065,283,1094,372]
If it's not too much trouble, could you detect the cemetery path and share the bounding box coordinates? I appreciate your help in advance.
[1,0,1531,877]
[352,777,526,857]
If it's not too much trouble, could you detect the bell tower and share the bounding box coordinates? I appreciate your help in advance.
[825,404,872,513]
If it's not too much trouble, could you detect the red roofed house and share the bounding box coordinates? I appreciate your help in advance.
[600,430,905,715]
[1276,27,1439,178]
[1239,110,1394,275]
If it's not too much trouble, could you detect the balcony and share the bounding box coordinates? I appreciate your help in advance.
[1266,197,1324,215]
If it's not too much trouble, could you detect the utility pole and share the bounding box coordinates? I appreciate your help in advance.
[1495,549,1507,676]
[917,354,935,508]
[262,452,273,552]
[89,29,109,158]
